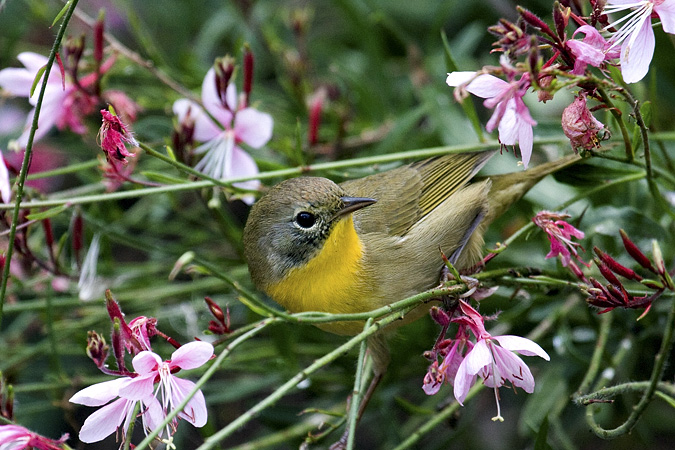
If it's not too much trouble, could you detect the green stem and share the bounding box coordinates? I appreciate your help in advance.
[0,0,81,327]
[597,86,633,161]
[584,294,675,438]
[193,308,416,450]
[491,170,646,253]
[392,382,484,450]
[139,142,230,187]
[122,402,141,450]
[576,313,612,396]
[0,139,571,211]
[24,159,99,181]
[346,319,373,450]
[575,381,675,405]
[134,317,276,450]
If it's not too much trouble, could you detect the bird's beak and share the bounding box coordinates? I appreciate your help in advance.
[335,196,377,219]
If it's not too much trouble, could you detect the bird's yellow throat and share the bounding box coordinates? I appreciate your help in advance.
[265,215,370,317]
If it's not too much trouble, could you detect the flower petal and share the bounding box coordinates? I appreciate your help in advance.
[0,154,11,204]
[172,377,208,427]
[78,398,132,443]
[493,335,550,360]
[140,396,165,435]
[173,98,222,142]
[201,68,237,124]
[446,71,477,87]
[234,108,273,148]
[656,1,675,34]
[230,146,260,204]
[118,373,156,400]
[452,357,476,405]
[132,350,162,374]
[488,345,536,392]
[465,74,509,99]
[16,52,49,73]
[69,378,126,407]
[620,15,655,83]
[170,341,214,370]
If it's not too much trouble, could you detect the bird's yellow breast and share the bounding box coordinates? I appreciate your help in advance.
[266,216,373,321]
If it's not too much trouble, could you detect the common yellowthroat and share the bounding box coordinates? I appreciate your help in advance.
[243,150,579,444]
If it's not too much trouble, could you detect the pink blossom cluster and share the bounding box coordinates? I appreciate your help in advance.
[173,53,273,204]
[68,292,213,445]
[423,300,550,421]
[446,0,675,166]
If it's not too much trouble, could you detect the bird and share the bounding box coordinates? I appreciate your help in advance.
[242,149,580,446]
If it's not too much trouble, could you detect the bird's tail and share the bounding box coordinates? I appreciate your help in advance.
[483,153,582,224]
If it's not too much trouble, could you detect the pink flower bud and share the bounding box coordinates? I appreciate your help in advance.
[561,94,604,151]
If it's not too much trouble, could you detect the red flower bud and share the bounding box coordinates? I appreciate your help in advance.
[595,258,622,288]
[243,45,254,104]
[517,6,556,39]
[619,229,655,272]
[593,246,642,281]
[430,306,451,327]
[94,10,105,64]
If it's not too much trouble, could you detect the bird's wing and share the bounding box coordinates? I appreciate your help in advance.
[341,151,494,236]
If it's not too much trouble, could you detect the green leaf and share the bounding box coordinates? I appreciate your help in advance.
[640,101,652,128]
[30,65,47,98]
[51,0,72,27]
[654,391,675,409]
[237,295,273,317]
[26,204,70,221]
[534,416,552,450]
[440,30,459,73]
[440,30,484,141]
[140,171,188,184]
[552,159,642,187]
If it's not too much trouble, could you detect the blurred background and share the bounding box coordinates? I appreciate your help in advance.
[1,0,674,448]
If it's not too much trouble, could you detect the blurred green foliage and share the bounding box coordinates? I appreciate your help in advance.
[0,0,674,449]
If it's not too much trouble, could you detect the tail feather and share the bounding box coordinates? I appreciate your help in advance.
[483,153,582,224]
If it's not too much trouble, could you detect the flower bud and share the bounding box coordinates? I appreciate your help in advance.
[553,2,570,40]
[620,229,655,272]
[593,246,642,281]
[243,45,254,105]
[562,94,604,151]
[94,10,106,64]
[86,330,109,369]
[430,306,451,327]
[517,7,555,39]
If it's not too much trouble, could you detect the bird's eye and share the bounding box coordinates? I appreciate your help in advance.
[295,211,316,228]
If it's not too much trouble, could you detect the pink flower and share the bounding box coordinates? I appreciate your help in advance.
[98,109,137,164]
[533,211,588,267]
[447,60,537,167]
[0,52,97,147]
[567,25,620,74]
[128,316,159,351]
[69,341,214,443]
[173,67,273,204]
[423,335,473,396]
[453,301,550,421]
[0,424,68,450]
[561,94,605,150]
[0,151,11,204]
[603,0,675,83]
